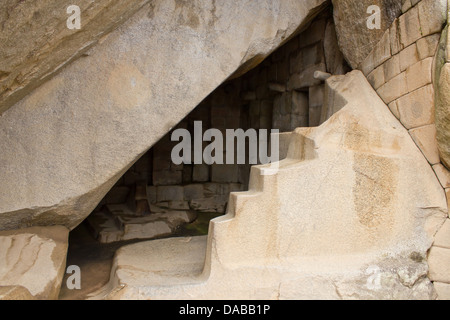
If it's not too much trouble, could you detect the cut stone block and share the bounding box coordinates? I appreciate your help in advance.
[147,186,157,204]
[0,0,327,231]
[399,44,419,72]
[292,91,309,116]
[406,58,433,92]
[388,100,401,119]
[377,72,408,104]
[396,84,434,129]
[324,19,346,75]
[0,226,68,300]
[96,71,447,300]
[417,34,441,60]
[153,170,182,186]
[409,124,441,165]
[184,184,205,201]
[433,164,450,189]
[0,286,35,300]
[417,0,448,37]
[434,282,450,300]
[434,219,450,249]
[367,65,385,90]
[428,246,450,283]
[86,209,196,243]
[398,6,422,49]
[298,18,326,48]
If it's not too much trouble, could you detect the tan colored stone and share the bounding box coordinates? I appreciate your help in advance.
[0,226,68,300]
[323,19,346,75]
[332,0,401,69]
[428,246,450,283]
[0,286,35,300]
[417,34,441,60]
[434,282,450,300]
[418,0,448,37]
[433,164,450,188]
[397,84,435,129]
[287,63,326,90]
[367,65,385,90]
[406,57,433,92]
[399,44,419,72]
[320,74,349,124]
[377,72,408,104]
[434,219,450,249]
[409,124,441,165]
[360,29,392,76]
[298,18,326,49]
[402,0,412,13]
[292,91,309,116]
[384,55,401,82]
[435,63,450,170]
[398,6,422,49]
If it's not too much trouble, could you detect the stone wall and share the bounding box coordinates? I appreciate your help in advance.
[97,7,350,216]
[357,0,450,299]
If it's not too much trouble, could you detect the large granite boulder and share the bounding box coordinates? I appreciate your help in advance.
[0,0,328,231]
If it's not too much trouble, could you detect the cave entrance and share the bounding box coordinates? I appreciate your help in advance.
[59,5,349,299]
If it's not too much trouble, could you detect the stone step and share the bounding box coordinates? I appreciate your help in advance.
[90,236,207,299]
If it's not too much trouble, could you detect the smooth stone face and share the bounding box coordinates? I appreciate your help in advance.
[0,0,327,231]
[0,226,69,300]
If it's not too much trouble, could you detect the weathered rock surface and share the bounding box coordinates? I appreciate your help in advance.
[0,226,69,300]
[0,0,151,114]
[0,0,328,231]
[95,71,447,300]
[436,62,450,170]
[332,0,402,69]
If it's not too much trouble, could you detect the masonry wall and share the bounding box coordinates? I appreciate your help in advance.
[95,7,349,215]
